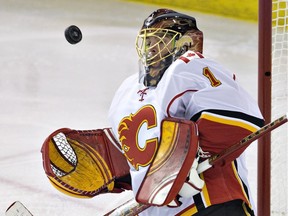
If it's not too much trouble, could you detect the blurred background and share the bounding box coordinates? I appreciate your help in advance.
[0,0,259,215]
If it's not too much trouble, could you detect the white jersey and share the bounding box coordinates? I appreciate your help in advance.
[108,51,263,215]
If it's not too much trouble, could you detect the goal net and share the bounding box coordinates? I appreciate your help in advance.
[258,0,288,215]
[270,0,288,215]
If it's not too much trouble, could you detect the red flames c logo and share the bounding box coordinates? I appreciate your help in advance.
[118,105,158,170]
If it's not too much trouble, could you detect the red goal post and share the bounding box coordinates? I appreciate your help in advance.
[258,0,288,216]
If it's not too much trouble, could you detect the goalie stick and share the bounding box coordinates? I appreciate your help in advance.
[105,113,288,216]
[5,201,33,216]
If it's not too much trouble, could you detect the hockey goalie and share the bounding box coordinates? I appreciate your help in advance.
[41,8,265,216]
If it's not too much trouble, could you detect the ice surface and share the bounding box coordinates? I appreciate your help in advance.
[0,0,259,215]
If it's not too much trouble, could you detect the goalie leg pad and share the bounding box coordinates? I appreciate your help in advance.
[136,118,199,206]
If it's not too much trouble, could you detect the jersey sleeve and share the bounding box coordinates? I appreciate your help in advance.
[156,51,263,121]
[195,110,264,158]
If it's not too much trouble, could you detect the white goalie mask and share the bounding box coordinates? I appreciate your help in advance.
[136,8,203,87]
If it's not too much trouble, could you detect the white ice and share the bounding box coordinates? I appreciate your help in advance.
[0,0,259,215]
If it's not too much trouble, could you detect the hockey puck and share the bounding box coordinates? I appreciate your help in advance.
[64,25,82,44]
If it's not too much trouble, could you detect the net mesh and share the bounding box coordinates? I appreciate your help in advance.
[51,133,77,177]
[271,0,288,215]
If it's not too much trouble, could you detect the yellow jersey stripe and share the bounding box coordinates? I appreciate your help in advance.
[232,161,252,209]
[200,112,259,132]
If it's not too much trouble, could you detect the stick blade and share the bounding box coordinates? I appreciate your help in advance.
[6,201,33,216]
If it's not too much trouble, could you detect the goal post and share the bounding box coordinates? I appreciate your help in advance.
[258,0,288,215]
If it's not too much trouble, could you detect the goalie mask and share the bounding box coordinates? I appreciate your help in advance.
[136,8,203,87]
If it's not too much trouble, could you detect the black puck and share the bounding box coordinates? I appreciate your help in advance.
[64,25,82,44]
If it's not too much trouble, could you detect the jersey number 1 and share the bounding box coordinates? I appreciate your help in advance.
[203,67,222,87]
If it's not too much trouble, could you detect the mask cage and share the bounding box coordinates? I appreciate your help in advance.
[135,28,181,67]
